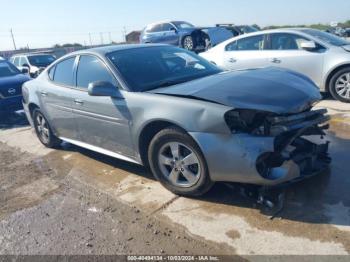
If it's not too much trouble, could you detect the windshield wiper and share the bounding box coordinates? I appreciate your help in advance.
[146,79,189,91]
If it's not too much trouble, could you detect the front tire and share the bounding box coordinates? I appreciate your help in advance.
[329,67,350,103]
[148,127,213,196]
[33,109,61,148]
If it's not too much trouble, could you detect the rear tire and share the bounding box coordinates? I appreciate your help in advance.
[182,36,195,51]
[329,67,350,103]
[148,127,213,196]
[33,109,61,148]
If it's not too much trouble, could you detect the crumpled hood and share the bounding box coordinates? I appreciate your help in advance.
[150,67,322,114]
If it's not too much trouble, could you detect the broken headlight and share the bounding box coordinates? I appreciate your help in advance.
[224,109,272,135]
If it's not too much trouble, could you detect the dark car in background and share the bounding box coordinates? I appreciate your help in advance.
[10,53,56,78]
[140,21,233,52]
[216,24,259,37]
[0,58,30,114]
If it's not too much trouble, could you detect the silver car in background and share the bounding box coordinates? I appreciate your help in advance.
[22,45,330,196]
[200,28,350,103]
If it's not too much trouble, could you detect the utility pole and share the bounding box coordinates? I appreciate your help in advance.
[123,26,127,42]
[89,33,93,47]
[10,29,17,50]
[100,32,104,45]
[109,32,112,44]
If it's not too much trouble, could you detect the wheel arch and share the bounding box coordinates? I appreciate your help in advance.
[28,103,40,118]
[137,120,187,166]
[325,63,350,93]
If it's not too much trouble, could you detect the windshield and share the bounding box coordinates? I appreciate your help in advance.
[300,29,350,46]
[0,61,20,77]
[172,21,195,29]
[107,46,221,92]
[28,55,56,67]
[238,26,258,34]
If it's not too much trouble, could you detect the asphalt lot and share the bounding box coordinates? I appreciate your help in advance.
[0,98,350,256]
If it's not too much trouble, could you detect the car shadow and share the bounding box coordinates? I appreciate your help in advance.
[56,132,350,229]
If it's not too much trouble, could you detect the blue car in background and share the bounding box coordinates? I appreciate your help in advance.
[0,58,31,114]
[140,21,233,52]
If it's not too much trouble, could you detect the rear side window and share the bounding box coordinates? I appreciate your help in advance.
[226,35,264,51]
[76,55,115,88]
[52,57,75,86]
[148,24,163,33]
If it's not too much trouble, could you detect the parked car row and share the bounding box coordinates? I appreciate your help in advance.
[9,53,56,78]
[140,21,257,52]
[200,28,350,102]
[326,27,350,38]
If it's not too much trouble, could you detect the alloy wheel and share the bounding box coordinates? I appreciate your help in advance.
[335,73,350,99]
[158,142,201,188]
[183,37,194,51]
[36,113,50,144]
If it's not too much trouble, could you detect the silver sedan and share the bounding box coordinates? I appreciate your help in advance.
[23,45,330,196]
[200,28,350,103]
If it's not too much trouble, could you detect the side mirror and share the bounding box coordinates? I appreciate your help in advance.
[300,41,316,51]
[88,81,124,99]
[22,63,30,68]
[21,68,29,74]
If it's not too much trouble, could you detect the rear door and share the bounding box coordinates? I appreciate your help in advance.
[144,24,163,43]
[223,34,270,70]
[71,55,134,158]
[264,33,325,86]
[39,56,78,140]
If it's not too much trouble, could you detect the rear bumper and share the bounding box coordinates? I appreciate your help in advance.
[0,96,23,113]
[190,132,330,186]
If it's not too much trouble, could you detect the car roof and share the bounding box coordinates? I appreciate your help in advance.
[221,28,327,43]
[11,52,54,58]
[68,44,168,57]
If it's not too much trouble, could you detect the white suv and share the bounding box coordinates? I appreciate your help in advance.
[10,53,56,78]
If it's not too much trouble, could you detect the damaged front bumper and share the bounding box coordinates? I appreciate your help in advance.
[190,109,331,186]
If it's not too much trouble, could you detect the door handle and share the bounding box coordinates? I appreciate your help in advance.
[40,91,48,97]
[228,58,237,63]
[270,58,281,63]
[74,99,84,105]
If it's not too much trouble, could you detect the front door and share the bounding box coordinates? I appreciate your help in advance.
[71,55,134,158]
[264,33,325,87]
[162,23,179,46]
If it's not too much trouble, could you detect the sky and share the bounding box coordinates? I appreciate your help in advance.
[0,0,349,51]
